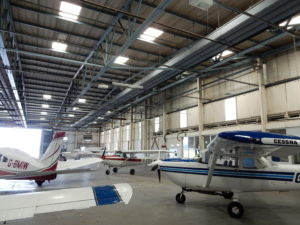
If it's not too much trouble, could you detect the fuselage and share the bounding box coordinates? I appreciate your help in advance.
[160,159,300,192]
[0,148,51,177]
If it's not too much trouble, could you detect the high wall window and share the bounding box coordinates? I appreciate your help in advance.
[180,110,187,128]
[126,125,130,141]
[138,122,142,139]
[225,97,237,121]
[154,117,159,132]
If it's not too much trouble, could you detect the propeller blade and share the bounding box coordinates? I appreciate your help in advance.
[158,169,161,183]
[151,164,158,171]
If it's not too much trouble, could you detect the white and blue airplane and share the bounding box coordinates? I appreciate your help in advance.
[151,131,300,218]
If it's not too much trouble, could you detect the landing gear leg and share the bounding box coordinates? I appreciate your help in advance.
[130,169,135,175]
[227,193,244,218]
[175,189,186,204]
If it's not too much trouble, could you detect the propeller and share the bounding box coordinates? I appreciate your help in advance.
[151,164,161,183]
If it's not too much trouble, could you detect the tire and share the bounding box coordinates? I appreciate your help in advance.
[113,167,118,173]
[175,193,186,204]
[35,180,45,186]
[130,169,135,175]
[222,191,234,199]
[227,202,244,218]
[105,169,110,175]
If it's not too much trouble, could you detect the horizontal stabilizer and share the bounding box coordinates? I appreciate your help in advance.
[0,183,132,222]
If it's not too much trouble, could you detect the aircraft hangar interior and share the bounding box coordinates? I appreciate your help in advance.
[1,0,300,224]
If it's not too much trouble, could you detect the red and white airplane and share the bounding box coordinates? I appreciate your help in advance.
[0,132,100,186]
[100,150,170,175]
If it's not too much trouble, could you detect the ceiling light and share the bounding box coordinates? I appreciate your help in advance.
[41,112,48,115]
[288,15,300,26]
[139,27,163,43]
[112,81,143,89]
[42,104,49,108]
[93,121,97,124]
[40,117,45,120]
[72,107,79,111]
[52,41,67,52]
[189,0,213,10]
[68,114,75,117]
[106,111,111,114]
[59,1,82,21]
[221,50,234,57]
[43,94,52,100]
[63,137,68,141]
[98,83,110,89]
[78,98,86,103]
[114,56,129,65]
[98,116,104,119]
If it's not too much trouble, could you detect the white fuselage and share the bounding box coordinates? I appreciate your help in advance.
[159,159,300,192]
[0,148,47,176]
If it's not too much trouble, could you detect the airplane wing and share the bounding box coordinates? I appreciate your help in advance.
[121,150,171,154]
[57,158,102,170]
[209,131,300,158]
[0,183,132,222]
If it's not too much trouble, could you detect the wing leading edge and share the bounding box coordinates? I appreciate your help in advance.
[0,183,132,222]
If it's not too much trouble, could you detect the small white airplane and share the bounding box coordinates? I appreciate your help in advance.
[101,150,170,175]
[61,146,106,160]
[0,132,101,186]
[0,183,132,222]
[151,131,300,218]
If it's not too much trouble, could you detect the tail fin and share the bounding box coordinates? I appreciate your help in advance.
[40,132,65,170]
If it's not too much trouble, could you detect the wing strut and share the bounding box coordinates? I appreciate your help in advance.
[203,151,218,188]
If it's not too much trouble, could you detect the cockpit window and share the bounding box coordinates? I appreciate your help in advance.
[2,156,8,162]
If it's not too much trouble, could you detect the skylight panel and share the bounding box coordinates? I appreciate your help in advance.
[59,1,82,21]
[139,27,163,43]
[42,104,49,108]
[221,50,234,57]
[114,56,129,65]
[289,15,300,25]
[52,41,67,52]
[43,94,52,100]
[78,98,86,103]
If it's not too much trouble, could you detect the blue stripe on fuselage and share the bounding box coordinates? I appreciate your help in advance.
[160,166,294,182]
[92,185,121,205]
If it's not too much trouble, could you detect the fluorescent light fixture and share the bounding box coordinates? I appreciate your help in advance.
[212,50,234,61]
[78,98,86,103]
[42,104,49,108]
[68,114,75,117]
[139,27,163,43]
[93,121,97,124]
[63,136,68,141]
[106,111,111,114]
[52,41,67,52]
[43,94,52,100]
[112,82,143,89]
[59,1,82,21]
[221,50,234,57]
[98,83,110,89]
[72,107,79,111]
[98,116,104,119]
[114,56,129,65]
[289,15,300,26]
[41,112,47,115]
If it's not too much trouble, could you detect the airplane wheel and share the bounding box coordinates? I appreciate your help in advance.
[105,169,110,175]
[130,169,135,175]
[113,167,118,173]
[175,193,186,204]
[227,202,244,218]
[35,180,45,186]
[222,191,233,199]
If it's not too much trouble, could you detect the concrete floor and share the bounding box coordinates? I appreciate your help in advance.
[2,164,300,225]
